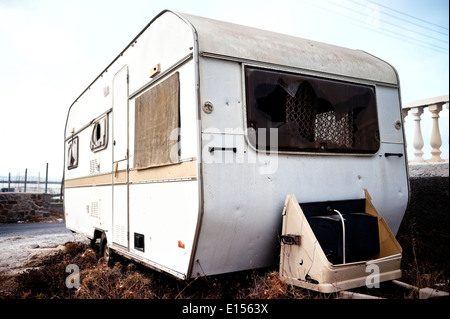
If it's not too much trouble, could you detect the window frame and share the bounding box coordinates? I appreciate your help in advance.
[67,136,79,170]
[133,72,180,169]
[90,115,108,152]
[242,65,381,156]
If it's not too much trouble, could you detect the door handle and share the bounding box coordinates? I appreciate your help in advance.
[208,147,237,153]
[385,153,403,157]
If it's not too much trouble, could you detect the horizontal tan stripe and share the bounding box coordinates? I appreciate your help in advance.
[130,160,197,182]
[65,173,112,188]
[65,161,197,188]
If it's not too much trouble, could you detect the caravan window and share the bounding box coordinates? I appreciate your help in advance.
[134,72,180,169]
[67,137,79,169]
[245,66,380,154]
[90,116,108,152]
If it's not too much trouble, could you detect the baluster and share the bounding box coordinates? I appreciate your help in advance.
[410,106,426,163]
[402,108,409,148]
[428,103,444,162]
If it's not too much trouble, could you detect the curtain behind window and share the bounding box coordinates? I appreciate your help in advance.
[134,72,180,169]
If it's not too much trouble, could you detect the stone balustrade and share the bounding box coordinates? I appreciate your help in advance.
[402,95,449,163]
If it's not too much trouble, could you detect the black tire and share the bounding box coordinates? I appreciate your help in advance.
[90,237,97,249]
[99,232,114,266]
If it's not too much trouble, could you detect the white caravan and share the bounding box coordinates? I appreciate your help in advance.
[64,10,409,286]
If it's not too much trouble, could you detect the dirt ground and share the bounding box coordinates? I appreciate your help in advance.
[0,219,88,276]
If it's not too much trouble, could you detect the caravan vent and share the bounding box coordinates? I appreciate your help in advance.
[90,159,100,175]
[90,201,99,218]
[114,225,127,244]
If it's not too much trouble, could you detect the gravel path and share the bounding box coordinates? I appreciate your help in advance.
[0,221,89,275]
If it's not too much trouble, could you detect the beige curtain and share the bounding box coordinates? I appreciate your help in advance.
[134,72,180,169]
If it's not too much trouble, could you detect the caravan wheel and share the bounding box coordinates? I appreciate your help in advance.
[100,233,114,266]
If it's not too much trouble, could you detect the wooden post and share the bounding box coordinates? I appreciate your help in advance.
[24,168,28,193]
[45,163,49,194]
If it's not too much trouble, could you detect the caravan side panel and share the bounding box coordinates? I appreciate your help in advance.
[191,57,408,278]
[65,11,201,279]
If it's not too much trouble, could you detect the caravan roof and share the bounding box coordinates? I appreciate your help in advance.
[180,11,399,85]
[76,10,399,105]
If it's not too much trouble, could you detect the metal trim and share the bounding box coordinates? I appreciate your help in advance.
[240,63,381,158]
[202,52,399,88]
[110,243,187,280]
[64,108,112,143]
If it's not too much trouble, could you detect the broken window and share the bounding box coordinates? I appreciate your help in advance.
[134,72,180,169]
[67,136,79,169]
[245,66,380,154]
[90,116,108,152]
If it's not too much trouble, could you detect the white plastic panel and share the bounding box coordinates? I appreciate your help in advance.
[127,12,194,97]
[376,86,405,144]
[192,59,408,277]
[199,58,243,132]
[64,113,113,181]
[64,11,198,277]
[113,66,129,163]
[64,186,112,238]
[112,184,128,247]
[128,180,199,277]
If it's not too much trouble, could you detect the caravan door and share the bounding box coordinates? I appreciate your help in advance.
[112,66,129,248]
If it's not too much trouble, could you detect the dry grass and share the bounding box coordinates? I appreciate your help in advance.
[0,236,447,299]
[395,177,449,296]
[0,241,320,299]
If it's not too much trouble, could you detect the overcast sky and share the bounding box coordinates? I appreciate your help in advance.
[0,0,448,180]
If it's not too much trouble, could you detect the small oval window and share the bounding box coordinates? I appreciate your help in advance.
[90,116,108,152]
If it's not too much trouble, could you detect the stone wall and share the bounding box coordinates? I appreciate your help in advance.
[408,161,449,178]
[0,193,63,223]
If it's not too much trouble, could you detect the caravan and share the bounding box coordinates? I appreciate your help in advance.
[64,10,409,290]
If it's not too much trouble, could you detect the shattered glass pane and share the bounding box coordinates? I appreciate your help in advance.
[245,67,380,153]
